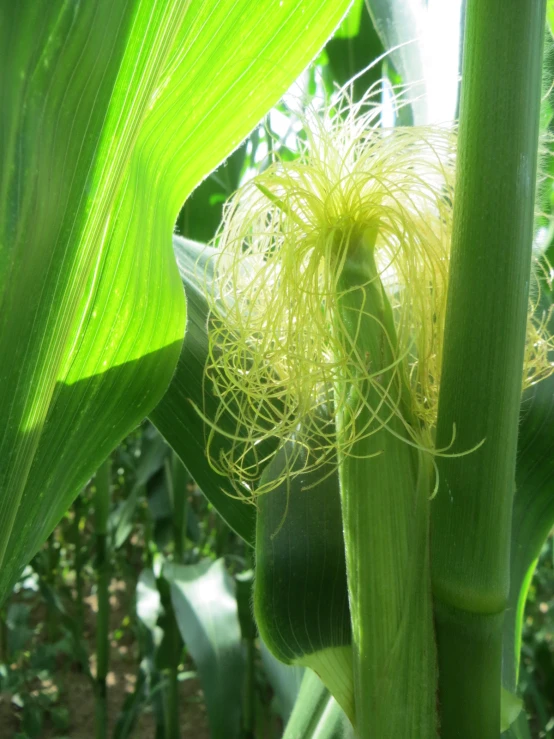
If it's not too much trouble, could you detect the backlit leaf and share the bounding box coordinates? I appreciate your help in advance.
[0,0,352,600]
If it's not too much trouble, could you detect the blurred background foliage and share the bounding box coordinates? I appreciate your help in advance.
[1,2,553,737]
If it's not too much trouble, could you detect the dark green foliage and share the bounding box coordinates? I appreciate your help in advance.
[255,444,350,663]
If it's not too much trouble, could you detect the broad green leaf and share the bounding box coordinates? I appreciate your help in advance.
[136,569,163,637]
[325,2,385,103]
[503,371,554,693]
[176,143,248,245]
[0,0,352,601]
[501,283,554,737]
[255,443,350,664]
[501,687,523,732]
[504,712,532,739]
[134,432,169,489]
[334,0,365,39]
[255,441,353,723]
[111,484,142,550]
[165,558,244,739]
[150,238,258,546]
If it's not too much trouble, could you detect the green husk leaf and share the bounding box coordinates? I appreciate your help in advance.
[254,440,352,718]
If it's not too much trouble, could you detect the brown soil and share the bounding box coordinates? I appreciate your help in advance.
[0,578,210,739]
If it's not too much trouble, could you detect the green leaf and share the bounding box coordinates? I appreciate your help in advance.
[136,569,163,638]
[165,559,244,739]
[325,2,385,102]
[134,432,169,489]
[0,0,352,601]
[176,144,248,244]
[503,370,554,694]
[334,0,365,39]
[259,642,305,722]
[283,669,353,739]
[503,711,532,739]
[255,443,350,664]
[111,484,142,550]
[501,687,523,732]
[151,238,258,546]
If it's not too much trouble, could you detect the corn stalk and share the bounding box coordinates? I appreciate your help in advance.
[431,1,547,737]
[94,457,112,739]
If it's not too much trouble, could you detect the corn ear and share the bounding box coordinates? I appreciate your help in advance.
[334,242,437,739]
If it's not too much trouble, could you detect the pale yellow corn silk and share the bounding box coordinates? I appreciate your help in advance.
[203,85,554,497]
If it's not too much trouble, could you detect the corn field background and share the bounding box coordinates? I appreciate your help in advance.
[2,1,554,737]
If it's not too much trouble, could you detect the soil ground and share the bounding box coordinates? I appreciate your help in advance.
[0,578,210,738]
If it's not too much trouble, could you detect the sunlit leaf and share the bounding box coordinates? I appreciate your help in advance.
[0,0,352,600]
[334,0,365,39]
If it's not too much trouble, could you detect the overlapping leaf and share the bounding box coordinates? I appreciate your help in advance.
[166,559,244,739]
[150,238,258,545]
[0,0,352,600]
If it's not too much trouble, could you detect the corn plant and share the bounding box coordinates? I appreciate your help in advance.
[2,1,554,738]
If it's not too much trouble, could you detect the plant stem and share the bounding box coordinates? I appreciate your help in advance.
[167,452,188,563]
[94,456,111,739]
[243,631,256,739]
[431,1,546,736]
[164,664,180,739]
[162,453,187,738]
[242,547,256,739]
[73,490,86,639]
[46,534,58,642]
[0,607,7,664]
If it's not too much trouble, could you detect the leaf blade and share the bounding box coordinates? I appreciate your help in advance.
[166,559,244,739]
[0,0,352,598]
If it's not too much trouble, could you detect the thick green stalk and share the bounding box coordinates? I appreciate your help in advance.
[0,607,7,664]
[161,452,188,739]
[158,578,182,739]
[94,456,111,739]
[241,548,256,739]
[73,491,86,639]
[431,2,546,737]
[167,452,188,563]
[335,240,437,738]
[243,627,256,739]
[164,664,180,739]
